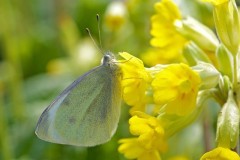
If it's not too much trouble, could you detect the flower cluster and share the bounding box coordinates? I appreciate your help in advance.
[116,0,240,159]
[142,0,187,65]
[118,112,168,160]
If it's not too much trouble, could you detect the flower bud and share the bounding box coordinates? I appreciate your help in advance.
[174,17,219,52]
[216,44,233,80]
[218,75,232,99]
[183,42,211,66]
[216,91,239,149]
[105,1,127,31]
[192,62,220,89]
[213,0,240,55]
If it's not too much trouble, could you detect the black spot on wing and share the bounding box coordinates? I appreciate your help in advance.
[62,98,70,106]
[68,117,76,124]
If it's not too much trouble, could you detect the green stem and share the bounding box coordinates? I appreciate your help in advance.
[0,87,13,159]
[0,0,25,121]
[233,54,238,90]
[232,52,240,154]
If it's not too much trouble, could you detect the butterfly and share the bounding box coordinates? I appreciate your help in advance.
[35,52,122,146]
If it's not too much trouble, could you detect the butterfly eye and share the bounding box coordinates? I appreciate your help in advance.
[102,54,113,66]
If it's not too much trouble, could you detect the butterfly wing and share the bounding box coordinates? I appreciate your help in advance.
[35,64,122,146]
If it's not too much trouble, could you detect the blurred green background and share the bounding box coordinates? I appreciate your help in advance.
[0,0,233,159]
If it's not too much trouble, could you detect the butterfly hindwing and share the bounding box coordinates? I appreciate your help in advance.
[35,63,122,146]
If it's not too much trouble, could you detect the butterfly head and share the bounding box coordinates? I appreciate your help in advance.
[101,53,116,66]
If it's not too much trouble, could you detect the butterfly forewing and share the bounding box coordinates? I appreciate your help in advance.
[35,60,122,146]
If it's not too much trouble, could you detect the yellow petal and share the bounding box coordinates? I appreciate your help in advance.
[200,147,240,160]
[118,138,144,159]
[152,63,201,116]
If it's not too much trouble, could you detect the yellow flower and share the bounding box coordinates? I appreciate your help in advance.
[152,63,201,116]
[118,138,162,160]
[200,147,240,160]
[141,48,184,66]
[118,138,145,159]
[119,52,152,114]
[202,0,228,6]
[145,0,187,65]
[129,112,167,151]
[118,112,168,160]
[168,156,189,160]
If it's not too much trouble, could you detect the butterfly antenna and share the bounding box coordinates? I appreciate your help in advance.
[96,14,103,51]
[86,28,103,54]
